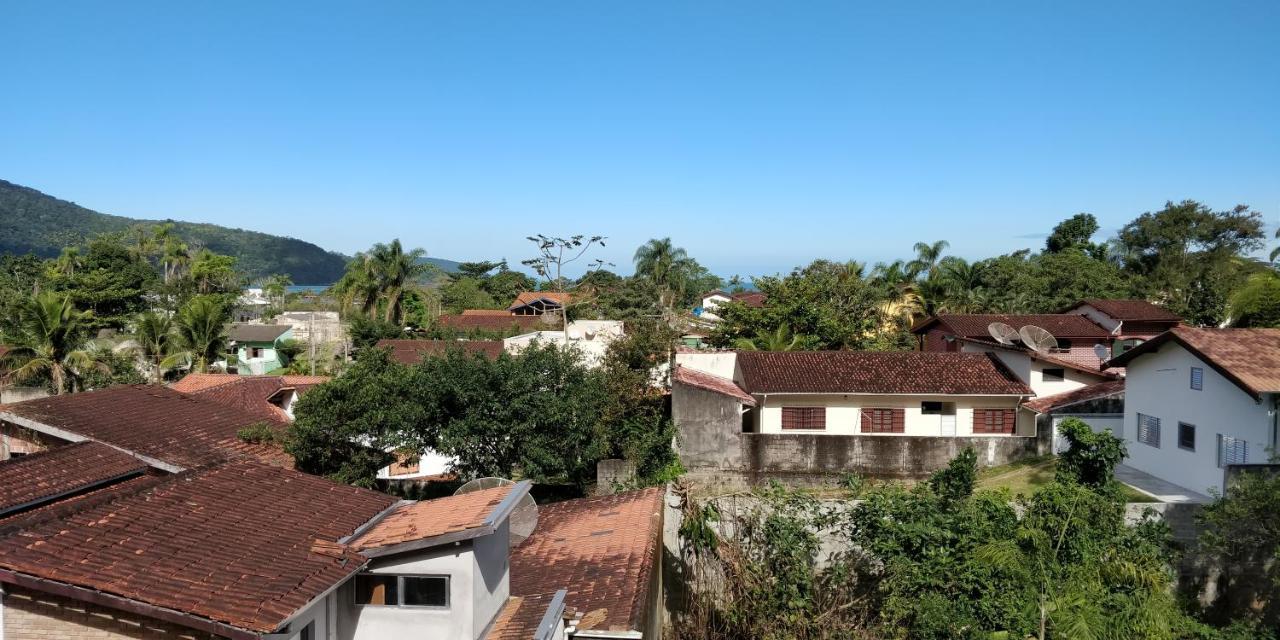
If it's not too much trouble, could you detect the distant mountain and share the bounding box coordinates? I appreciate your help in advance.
[0,179,462,284]
[420,257,461,274]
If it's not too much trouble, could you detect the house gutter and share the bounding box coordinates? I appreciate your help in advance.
[0,569,260,640]
[572,630,644,639]
[534,589,568,640]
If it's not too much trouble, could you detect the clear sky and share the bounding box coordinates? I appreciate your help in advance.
[3,1,1278,278]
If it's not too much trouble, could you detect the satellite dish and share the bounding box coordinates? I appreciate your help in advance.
[1018,325,1058,353]
[1093,343,1110,361]
[454,477,538,547]
[987,322,1019,345]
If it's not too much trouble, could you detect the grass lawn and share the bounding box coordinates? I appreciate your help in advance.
[977,456,1156,502]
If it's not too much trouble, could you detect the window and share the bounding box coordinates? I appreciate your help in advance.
[1218,435,1249,468]
[781,407,826,430]
[1190,367,1203,391]
[1177,422,1195,451]
[972,408,1015,434]
[354,575,449,608]
[1042,368,1065,382]
[861,408,904,433]
[1113,339,1143,356]
[298,622,314,640]
[1137,413,1161,447]
[921,401,943,415]
[1051,339,1073,353]
[250,346,264,359]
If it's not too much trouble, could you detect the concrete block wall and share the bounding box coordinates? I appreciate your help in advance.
[1,585,218,639]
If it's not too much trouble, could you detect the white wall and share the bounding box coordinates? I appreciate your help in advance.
[1068,303,1122,334]
[470,520,511,633]
[700,293,731,321]
[754,393,1033,437]
[674,351,738,379]
[960,342,1106,397]
[1052,414,1123,454]
[1122,342,1275,495]
[503,321,623,369]
[378,448,455,480]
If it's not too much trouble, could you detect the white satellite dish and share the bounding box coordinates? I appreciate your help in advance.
[1018,325,1058,353]
[987,322,1019,345]
[454,477,538,547]
[1093,343,1110,361]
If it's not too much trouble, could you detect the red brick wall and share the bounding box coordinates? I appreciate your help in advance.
[1,584,222,639]
[920,327,956,352]
[0,422,58,459]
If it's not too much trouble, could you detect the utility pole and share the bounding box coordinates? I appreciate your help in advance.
[309,312,316,376]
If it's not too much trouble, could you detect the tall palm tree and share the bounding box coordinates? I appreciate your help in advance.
[908,240,950,280]
[171,297,231,373]
[52,246,84,278]
[135,311,177,383]
[0,293,103,395]
[161,236,191,284]
[369,239,429,325]
[333,252,381,317]
[634,237,695,308]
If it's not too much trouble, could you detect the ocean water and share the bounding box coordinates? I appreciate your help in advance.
[286,284,332,294]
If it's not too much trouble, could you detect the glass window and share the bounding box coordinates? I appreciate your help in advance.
[921,401,943,415]
[1190,367,1203,390]
[1042,368,1065,382]
[1177,423,1195,451]
[354,575,398,606]
[402,576,449,607]
[1137,413,1161,448]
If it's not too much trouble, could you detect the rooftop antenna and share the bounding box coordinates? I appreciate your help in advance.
[987,322,1019,345]
[454,477,538,547]
[1018,325,1058,353]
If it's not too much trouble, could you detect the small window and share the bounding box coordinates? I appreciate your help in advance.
[781,407,826,430]
[298,622,314,640]
[1177,423,1195,451]
[861,408,905,433]
[1190,367,1203,391]
[1052,339,1073,352]
[402,576,449,607]
[1217,435,1249,468]
[1137,413,1161,448]
[921,401,943,415]
[1042,368,1066,382]
[355,575,398,606]
[250,346,265,359]
[355,575,449,608]
[973,408,1016,434]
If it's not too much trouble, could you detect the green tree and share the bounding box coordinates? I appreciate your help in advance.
[482,268,535,305]
[369,239,431,324]
[1226,270,1280,327]
[907,239,950,280]
[262,273,293,308]
[46,236,158,328]
[0,292,105,395]
[633,237,695,309]
[1195,469,1280,630]
[1055,417,1128,490]
[135,311,178,384]
[171,296,231,373]
[1045,213,1101,255]
[440,277,499,313]
[733,325,802,351]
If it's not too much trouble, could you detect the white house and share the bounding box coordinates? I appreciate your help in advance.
[503,320,625,369]
[1107,327,1280,496]
[694,290,766,322]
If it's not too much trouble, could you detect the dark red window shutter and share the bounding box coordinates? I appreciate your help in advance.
[782,407,825,430]
[973,408,1015,434]
[861,408,905,433]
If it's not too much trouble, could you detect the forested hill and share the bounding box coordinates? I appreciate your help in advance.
[0,179,350,283]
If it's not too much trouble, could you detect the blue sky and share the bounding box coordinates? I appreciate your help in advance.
[3,1,1278,279]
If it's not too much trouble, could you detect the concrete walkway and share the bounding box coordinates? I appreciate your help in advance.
[1115,464,1212,504]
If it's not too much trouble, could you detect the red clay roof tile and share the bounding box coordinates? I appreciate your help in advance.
[376,339,505,364]
[0,459,398,633]
[672,366,756,406]
[736,351,1034,395]
[351,484,516,553]
[0,442,148,515]
[1069,299,1182,322]
[437,314,551,333]
[918,314,1112,338]
[510,488,663,634]
[1022,379,1126,413]
[1108,327,1280,399]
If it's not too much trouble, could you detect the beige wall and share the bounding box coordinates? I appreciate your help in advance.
[1,585,219,639]
[754,393,1034,437]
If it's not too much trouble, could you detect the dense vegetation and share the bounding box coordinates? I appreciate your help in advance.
[0,178,350,282]
[674,421,1276,639]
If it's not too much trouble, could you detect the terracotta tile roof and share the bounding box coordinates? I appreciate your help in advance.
[1108,327,1280,400]
[484,592,565,640]
[0,385,292,470]
[438,314,550,333]
[0,474,164,530]
[1022,380,1126,413]
[511,488,664,634]
[731,291,766,308]
[1069,299,1182,322]
[0,442,148,516]
[509,292,571,310]
[351,483,520,554]
[462,309,516,316]
[672,365,756,406]
[736,351,1034,396]
[228,323,291,343]
[915,314,1112,338]
[0,459,398,634]
[181,376,293,423]
[169,373,243,394]
[376,339,505,364]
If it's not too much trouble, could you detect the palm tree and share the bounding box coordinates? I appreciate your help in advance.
[171,297,231,373]
[634,238,696,308]
[369,239,430,325]
[0,293,104,395]
[52,246,85,278]
[907,240,950,280]
[734,325,801,351]
[263,274,293,308]
[333,252,382,317]
[135,311,177,383]
[161,236,191,284]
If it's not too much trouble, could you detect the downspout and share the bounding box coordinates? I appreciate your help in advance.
[1,583,6,640]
